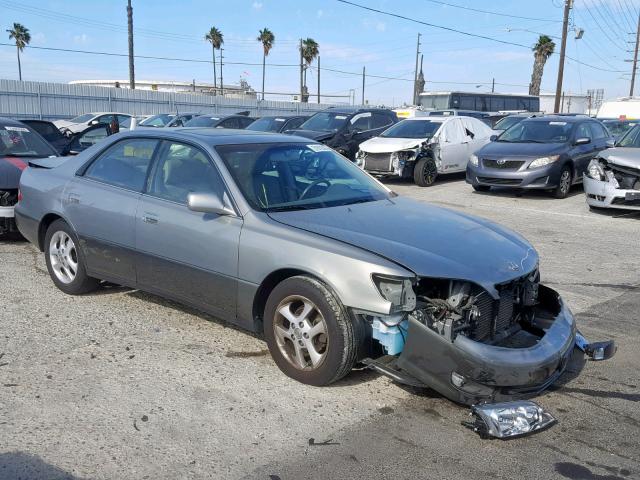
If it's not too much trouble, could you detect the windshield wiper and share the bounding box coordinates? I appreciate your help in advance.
[266,204,321,212]
[3,153,51,158]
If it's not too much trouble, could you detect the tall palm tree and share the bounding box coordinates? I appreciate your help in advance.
[529,35,555,96]
[257,28,275,101]
[300,38,319,88]
[205,27,224,92]
[6,23,31,81]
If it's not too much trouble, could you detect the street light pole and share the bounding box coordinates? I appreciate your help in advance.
[127,0,135,89]
[630,12,640,96]
[554,0,572,113]
[412,33,421,105]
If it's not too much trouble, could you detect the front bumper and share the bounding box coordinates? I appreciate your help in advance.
[396,285,578,405]
[0,205,16,235]
[584,174,640,211]
[466,161,564,190]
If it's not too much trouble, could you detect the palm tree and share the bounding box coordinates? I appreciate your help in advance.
[529,35,555,96]
[257,28,275,101]
[6,23,31,81]
[300,38,319,90]
[205,27,224,93]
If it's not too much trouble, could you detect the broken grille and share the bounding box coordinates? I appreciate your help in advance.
[364,153,393,172]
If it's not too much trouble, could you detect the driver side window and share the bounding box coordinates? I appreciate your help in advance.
[349,112,372,132]
[148,142,225,204]
[576,123,591,140]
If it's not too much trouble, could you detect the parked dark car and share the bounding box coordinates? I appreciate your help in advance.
[245,115,309,133]
[492,112,540,134]
[21,120,111,155]
[600,119,638,142]
[184,114,255,129]
[286,107,398,159]
[139,113,199,128]
[466,116,613,198]
[0,117,58,235]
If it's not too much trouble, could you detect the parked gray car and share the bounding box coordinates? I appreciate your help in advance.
[14,128,614,406]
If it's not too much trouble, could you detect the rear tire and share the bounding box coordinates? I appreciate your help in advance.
[413,157,438,187]
[473,185,490,192]
[44,219,99,295]
[553,165,572,199]
[264,275,361,386]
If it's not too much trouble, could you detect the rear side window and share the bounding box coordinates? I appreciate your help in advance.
[84,138,158,191]
[285,117,306,130]
[576,123,591,140]
[589,122,608,139]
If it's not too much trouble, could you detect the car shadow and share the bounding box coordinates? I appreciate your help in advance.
[587,206,640,219]
[0,451,86,480]
[381,171,467,188]
[470,184,584,200]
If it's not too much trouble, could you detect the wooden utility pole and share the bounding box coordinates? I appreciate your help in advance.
[412,33,421,105]
[554,0,572,113]
[362,66,365,105]
[220,47,224,96]
[299,39,304,102]
[630,12,640,96]
[491,78,495,93]
[317,56,321,104]
[127,0,135,89]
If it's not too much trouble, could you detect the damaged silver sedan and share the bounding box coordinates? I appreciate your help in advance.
[584,124,640,211]
[15,129,614,419]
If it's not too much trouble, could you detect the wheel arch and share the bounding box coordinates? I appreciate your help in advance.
[38,213,65,251]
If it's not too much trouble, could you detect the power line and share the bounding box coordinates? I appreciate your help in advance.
[423,0,561,22]
[337,0,625,73]
[580,0,627,50]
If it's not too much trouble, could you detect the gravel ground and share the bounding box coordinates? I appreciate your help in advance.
[1,176,639,480]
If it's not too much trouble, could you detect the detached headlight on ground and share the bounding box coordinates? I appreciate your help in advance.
[469,154,479,166]
[372,274,416,313]
[529,155,559,169]
[464,401,556,439]
[587,159,606,181]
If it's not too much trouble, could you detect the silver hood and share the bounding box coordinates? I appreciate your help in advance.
[268,196,538,297]
[600,147,640,170]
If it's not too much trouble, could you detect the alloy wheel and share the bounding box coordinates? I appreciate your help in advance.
[48,231,78,284]
[273,295,329,370]
[559,170,571,195]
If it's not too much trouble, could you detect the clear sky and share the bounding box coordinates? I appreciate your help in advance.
[1,0,637,106]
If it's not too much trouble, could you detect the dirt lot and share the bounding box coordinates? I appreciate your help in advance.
[1,175,639,480]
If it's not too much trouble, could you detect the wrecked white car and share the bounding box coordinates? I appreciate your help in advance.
[584,124,640,211]
[355,116,493,186]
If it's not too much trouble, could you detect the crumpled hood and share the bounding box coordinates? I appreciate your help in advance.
[268,196,538,297]
[287,129,335,142]
[0,156,29,189]
[478,140,566,158]
[359,136,429,153]
[600,147,640,170]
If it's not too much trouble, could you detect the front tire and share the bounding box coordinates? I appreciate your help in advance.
[44,219,99,295]
[553,165,572,199]
[264,276,361,386]
[413,157,438,187]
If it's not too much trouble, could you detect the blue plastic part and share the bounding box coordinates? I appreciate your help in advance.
[372,318,408,355]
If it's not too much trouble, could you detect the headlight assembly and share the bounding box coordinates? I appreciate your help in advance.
[469,154,479,166]
[528,155,560,169]
[372,274,416,313]
[587,159,606,181]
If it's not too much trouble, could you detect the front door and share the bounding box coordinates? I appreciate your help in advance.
[437,118,469,173]
[572,122,597,180]
[64,137,159,284]
[135,140,242,322]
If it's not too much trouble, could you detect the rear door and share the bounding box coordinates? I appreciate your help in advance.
[136,140,242,321]
[572,122,597,179]
[64,137,159,284]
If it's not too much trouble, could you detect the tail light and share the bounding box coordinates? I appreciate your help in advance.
[17,189,23,202]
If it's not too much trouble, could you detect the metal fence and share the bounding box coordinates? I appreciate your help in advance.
[0,79,344,120]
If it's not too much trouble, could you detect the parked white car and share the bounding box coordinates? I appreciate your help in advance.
[356,116,494,186]
[53,112,132,134]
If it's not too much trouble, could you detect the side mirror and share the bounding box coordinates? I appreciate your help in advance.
[89,119,99,125]
[490,134,498,142]
[574,137,591,146]
[187,192,235,216]
[606,139,615,148]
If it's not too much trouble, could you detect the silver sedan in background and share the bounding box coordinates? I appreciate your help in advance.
[14,128,613,407]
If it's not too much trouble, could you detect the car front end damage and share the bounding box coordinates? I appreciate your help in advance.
[0,189,19,236]
[357,267,614,407]
[356,140,434,178]
[584,157,640,210]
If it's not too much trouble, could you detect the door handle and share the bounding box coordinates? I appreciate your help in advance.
[142,214,158,224]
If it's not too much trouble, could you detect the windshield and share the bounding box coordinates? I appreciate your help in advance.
[216,143,392,211]
[298,112,349,132]
[185,116,220,127]
[0,124,57,157]
[380,119,441,139]
[246,117,286,132]
[497,120,573,143]
[602,120,637,138]
[69,113,95,124]
[494,115,526,131]
[140,114,175,127]
[616,124,640,147]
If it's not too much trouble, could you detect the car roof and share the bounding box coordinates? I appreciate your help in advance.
[257,115,308,119]
[81,112,131,116]
[0,117,34,127]
[119,127,311,146]
[322,107,392,114]
[524,115,590,123]
[403,116,447,123]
